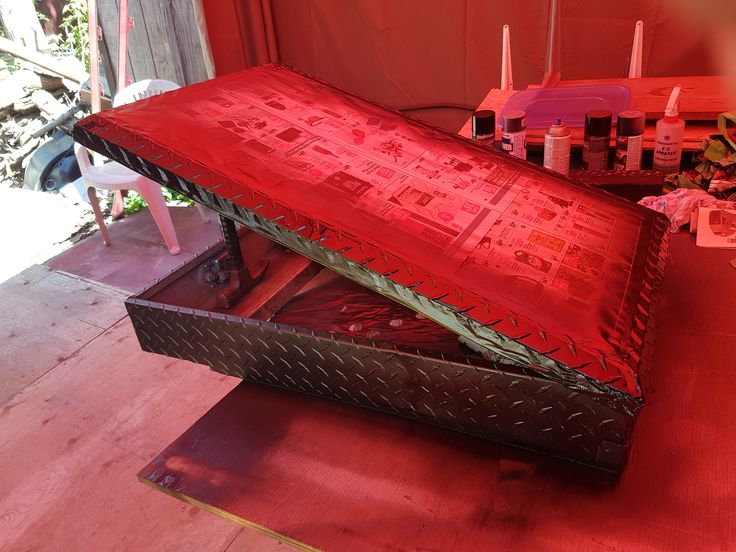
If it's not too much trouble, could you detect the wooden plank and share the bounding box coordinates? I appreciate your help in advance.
[125,0,159,82]
[554,75,731,121]
[0,265,128,404]
[96,0,131,85]
[0,317,253,551]
[169,0,210,84]
[97,18,118,97]
[45,206,222,293]
[0,36,85,83]
[137,0,185,85]
[138,233,736,551]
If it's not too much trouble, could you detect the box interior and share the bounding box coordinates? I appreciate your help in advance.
[138,230,488,363]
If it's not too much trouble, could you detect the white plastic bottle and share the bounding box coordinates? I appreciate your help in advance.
[653,86,685,173]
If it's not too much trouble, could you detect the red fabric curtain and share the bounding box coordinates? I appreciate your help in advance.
[203,0,722,132]
[202,0,278,74]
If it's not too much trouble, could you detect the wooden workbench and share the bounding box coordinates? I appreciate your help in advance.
[139,232,736,551]
[459,76,731,151]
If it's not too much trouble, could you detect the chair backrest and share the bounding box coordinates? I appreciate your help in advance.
[113,79,180,107]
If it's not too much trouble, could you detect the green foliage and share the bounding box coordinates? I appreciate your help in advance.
[107,189,195,215]
[0,53,21,76]
[60,0,89,70]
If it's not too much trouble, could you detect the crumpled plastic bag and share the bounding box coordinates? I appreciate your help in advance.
[638,188,735,232]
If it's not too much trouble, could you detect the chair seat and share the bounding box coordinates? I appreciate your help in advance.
[84,161,143,190]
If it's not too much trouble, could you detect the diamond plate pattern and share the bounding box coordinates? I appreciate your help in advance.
[127,298,633,471]
[73,124,662,407]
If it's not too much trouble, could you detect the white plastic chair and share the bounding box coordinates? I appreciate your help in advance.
[75,79,209,255]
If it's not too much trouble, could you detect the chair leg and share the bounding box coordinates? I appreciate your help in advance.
[87,187,111,246]
[136,182,182,255]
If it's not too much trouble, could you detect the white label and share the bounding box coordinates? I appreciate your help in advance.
[543,134,571,175]
[614,135,642,171]
[653,139,682,172]
[502,131,527,160]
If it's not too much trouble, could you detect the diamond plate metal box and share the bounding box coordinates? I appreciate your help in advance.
[73,65,670,472]
[126,233,638,471]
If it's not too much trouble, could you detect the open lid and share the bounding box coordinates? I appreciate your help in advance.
[73,65,668,402]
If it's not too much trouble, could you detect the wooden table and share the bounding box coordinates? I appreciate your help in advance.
[139,232,736,551]
[459,76,731,151]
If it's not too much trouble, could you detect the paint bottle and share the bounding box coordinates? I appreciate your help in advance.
[501,110,527,160]
[543,118,571,175]
[583,110,612,170]
[471,109,496,147]
[614,110,645,171]
[653,85,685,173]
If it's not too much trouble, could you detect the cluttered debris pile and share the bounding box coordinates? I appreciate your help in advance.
[0,34,93,192]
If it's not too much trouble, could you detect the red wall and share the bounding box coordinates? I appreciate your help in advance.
[203,0,719,131]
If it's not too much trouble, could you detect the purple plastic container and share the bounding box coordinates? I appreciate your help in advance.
[500,84,631,129]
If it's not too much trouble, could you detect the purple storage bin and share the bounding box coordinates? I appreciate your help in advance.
[500,84,631,129]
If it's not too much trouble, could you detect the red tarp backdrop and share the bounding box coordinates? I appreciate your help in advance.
[202,0,718,131]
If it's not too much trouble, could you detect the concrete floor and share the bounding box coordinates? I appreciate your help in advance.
[0,207,287,551]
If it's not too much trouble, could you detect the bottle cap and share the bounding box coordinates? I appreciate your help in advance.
[664,85,681,117]
[472,110,496,136]
[503,110,526,133]
[547,118,571,136]
[616,110,645,136]
[585,110,612,137]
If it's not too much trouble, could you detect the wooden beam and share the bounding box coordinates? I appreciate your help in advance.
[0,36,86,83]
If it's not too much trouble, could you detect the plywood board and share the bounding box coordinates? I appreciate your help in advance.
[138,232,736,551]
[554,76,732,121]
[0,317,253,551]
[0,265,128,403]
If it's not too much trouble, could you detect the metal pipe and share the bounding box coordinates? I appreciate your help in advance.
[86,0,101,113]
[541,0,561,88]
[117,0,130,91]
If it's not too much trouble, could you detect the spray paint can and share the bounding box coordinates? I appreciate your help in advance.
[471,109,496,148]
[543,118,571,175]
[583,110,612,170]
[614,110,645,171]
[501,110,527,160]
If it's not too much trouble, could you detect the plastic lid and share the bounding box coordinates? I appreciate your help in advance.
[616,110,645,136]
[503,110,526,133]
[585,110,612,137]
[472,110,495,136]
[499,84,630,129]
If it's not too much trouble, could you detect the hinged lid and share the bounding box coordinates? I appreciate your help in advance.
[74,65,668,401]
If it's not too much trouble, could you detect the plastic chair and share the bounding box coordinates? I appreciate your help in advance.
[75,79,209,255]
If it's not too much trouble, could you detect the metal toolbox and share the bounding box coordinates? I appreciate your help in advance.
[74,64,669,471]
[127,230,638,471]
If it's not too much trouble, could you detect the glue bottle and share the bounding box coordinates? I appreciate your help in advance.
[653,85,685,173]
[543,118,571,175]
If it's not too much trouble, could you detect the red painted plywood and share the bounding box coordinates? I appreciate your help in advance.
[139,233,736,552]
